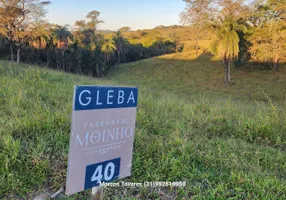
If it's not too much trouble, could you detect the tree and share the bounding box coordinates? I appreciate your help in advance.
[119,26,131,32]
[250,23,286,70]
[180,0,214,57]
[182,0,250,83]
[249,0,286,70]
[149,37,176,55]
[74,10,103,36]
[210,16,246,84]
[52,25,73,50]
[101,38,116,62]
[0,0,50,64]
[113,31,128,63]
[209,0,249,84]
[73,10,105,74]
[86,10,104,31]
[51,25,74,70]
[29,22,50,49]
[29,21,50,62]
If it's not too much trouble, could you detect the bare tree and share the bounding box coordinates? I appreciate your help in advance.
[180,0,215,57]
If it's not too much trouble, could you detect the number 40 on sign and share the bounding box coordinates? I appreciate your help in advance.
[85,158,120,189]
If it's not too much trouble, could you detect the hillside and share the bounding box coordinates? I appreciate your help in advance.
[0,57,285,199]
[104,26,201,45]
[110,51,286,106]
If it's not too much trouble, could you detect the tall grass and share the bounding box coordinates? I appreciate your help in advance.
[0,60,285,199]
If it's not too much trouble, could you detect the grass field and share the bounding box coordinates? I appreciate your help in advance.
[0,52,285,199]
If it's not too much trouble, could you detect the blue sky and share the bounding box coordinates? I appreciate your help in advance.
[46,0,186,31]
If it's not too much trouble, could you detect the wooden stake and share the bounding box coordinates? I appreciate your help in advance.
[91,186,103,200]
[50,187,64,198]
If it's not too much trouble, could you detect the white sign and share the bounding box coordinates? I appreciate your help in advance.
[66,85,138,195]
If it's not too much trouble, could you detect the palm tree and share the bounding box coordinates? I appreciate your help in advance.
[29,22,50,61]
[82,29,95,48]
[210,17,246,84]
[113,31,127,63]
[51,25,74,70]
[52,25,74,51]
[101,38,116,62]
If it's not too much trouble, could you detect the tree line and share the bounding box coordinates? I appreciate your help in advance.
[181,0,286,84]
[0,0,178,77]
[0,0,285,82]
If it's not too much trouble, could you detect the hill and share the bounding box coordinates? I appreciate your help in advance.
[104,25,209,50]
[104,26,198,42]
[0,56,285,199]
[110,51,286,105]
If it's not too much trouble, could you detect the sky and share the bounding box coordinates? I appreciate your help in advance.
[45,0,186,31]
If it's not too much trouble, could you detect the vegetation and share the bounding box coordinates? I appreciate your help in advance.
[0,0,50,64]
[0,0,285,199]
[181,0,286,83]
[0,0,284,81]
[0,2,178,77]
[210,17,246,84]
[111,51,286,105]
[0,51,285,198]
[248,0,286,70]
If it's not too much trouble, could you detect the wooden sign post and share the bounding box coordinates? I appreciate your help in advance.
[91,186,103,200]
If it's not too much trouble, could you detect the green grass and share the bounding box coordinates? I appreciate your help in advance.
[0,54,285,199]
[110,51,286,105]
